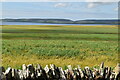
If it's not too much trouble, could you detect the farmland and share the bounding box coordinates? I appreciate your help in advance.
[1,25,118,68]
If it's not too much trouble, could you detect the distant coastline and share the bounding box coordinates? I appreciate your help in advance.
[1,21,118,25]
[0,19,119,25]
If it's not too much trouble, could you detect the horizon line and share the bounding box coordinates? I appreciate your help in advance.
[0,18,119,21]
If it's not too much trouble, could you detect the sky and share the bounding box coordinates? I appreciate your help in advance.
[0,2,118,20]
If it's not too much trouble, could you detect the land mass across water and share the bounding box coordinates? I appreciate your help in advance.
[1,18,119,24]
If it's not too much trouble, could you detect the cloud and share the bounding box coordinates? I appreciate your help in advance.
[114,5,120,11]
[0,0,6,2]
[114,7,118,11]
[87,2,112,8]
[86,0,119,2]
[54,3,68,7]
[87,2,98,8]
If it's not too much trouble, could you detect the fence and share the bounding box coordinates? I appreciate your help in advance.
[0,62,120,80]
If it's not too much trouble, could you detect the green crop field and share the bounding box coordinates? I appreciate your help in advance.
[1,25,119,68]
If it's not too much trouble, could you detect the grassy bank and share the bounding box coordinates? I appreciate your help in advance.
[1,25,118,68]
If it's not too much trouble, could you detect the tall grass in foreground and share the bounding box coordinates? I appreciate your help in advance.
[1,25,118,68]
[2,40,118,68]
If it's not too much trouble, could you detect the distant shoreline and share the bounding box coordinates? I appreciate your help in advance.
[0,19,119,25]
[0,21,119,26]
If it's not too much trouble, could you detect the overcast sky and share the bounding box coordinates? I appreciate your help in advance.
[1,2,118,20]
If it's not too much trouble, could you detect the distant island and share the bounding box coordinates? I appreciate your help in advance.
[0,19,119,24]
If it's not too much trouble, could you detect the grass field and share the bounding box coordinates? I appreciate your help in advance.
[1,25,118,68]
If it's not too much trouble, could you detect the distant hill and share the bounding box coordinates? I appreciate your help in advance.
[0,19,119,24]
[75,20,119,24]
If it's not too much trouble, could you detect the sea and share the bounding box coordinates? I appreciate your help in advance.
[0,21,117,25]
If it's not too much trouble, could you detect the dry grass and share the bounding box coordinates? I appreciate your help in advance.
[2,25,118,30]
[2,54,118,69]
[2,25,56,29]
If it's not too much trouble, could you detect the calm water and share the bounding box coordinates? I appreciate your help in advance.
[0,21,116,25]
